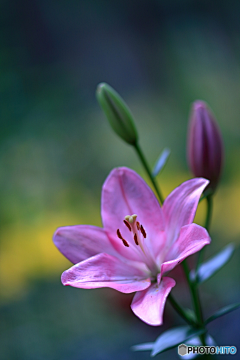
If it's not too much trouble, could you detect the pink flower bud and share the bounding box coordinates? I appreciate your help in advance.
[187,101,224,193]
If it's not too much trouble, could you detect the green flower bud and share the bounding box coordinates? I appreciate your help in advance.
[96,83,138,145]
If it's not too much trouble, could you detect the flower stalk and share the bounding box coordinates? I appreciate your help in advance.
[181,259,212,357]
[134,142,164,205]
[182,260,204,327]
[204,195,213,232]
[196,194,213,275]
[168,293,197,327]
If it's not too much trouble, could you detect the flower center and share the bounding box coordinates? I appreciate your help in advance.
[116,214,147,252]
[116,214,159,276]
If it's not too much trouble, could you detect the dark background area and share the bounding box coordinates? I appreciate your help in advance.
[0,0,240,359]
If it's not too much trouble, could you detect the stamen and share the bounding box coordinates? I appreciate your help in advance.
[134,233,139,245]
[117,229,122,239]
[123,220,131,231]
[122,239,130,247]
[116,214,157,275]
[117,229,130,247]
[140,225,147,238]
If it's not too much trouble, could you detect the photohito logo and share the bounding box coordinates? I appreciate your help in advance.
[178,344,237,356]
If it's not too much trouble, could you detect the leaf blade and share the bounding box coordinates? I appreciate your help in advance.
[152,148,171,177]
[151,326,205,356]
[132,343,154,352]
[190,244,235,284]
[205,302,240,324]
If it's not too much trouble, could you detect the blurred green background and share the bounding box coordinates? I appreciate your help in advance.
[1,0,240,359]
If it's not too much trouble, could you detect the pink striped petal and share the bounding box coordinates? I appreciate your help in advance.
[53,225,119,264]
[131,277,176,326]
[161,224,210,275]
[163,178,209,247]
[61,253,151,293]
[101,167,165,261]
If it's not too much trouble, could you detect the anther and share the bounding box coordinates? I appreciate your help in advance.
[117,229,123,239]
[123,220,131,231]
[136,221,140,230]
[117,229,129,247]
[134,233,139,245]
[122,239,130,247]
[140,225,147,238]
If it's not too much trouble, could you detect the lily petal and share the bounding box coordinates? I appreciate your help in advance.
[131,277,176,326]
[163,178,209,246]
[161,224,210,275]
[61,253,151,293]
[101,167,165,261]
[53,225,119,264]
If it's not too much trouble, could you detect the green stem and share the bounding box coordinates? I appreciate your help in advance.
[182,260,204,327]
[204,195,213,232]
[196,195,213,273]
[168,293,197,327]
[182,260,214,358]
[134,142,164,204]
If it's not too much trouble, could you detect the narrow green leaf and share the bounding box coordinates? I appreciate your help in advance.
[152,148,170,177]
[132,343,154,352]
[150,326,205,356]
[205,302,240,324]
[190,244,235,284]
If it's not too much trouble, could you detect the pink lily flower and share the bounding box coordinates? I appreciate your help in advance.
[53,167,210,326]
